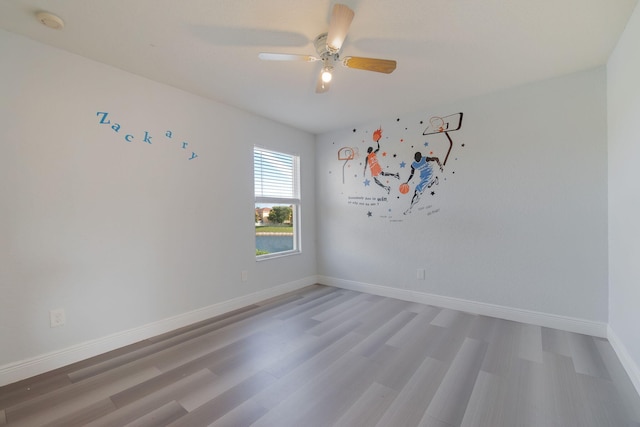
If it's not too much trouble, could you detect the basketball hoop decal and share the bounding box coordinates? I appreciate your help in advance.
[423,112,463,166]
[338,147,357,183]
[423,113,463,135]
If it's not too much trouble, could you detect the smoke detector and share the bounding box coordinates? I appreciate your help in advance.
[36,12,64,30]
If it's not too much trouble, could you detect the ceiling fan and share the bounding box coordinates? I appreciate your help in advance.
[258,3,397,93]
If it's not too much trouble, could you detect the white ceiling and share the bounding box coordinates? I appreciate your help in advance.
[1,0,637,134]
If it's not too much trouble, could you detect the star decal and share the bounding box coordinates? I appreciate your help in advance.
[364,179,371,186]
[382,152,387,157]
[424,142,429,147]
[367,211,372,217]
[400,161,406,168]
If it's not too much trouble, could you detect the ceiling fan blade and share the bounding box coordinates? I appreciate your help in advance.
[258,53,320,62]
[342,56,397,74]
[326,4,354,53]
[315,73,331,94]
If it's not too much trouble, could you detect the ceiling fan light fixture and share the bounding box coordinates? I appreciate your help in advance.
[321,66,333,83]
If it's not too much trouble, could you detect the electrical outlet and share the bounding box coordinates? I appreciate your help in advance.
[241,270,248,282]
[417,268,426,280]
[50,308,66,328]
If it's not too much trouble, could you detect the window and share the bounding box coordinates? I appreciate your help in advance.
[254,147,300,259]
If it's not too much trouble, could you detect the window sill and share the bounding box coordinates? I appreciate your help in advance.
[256,250,301,261]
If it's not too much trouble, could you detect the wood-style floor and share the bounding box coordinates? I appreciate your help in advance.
[1,285,639,427]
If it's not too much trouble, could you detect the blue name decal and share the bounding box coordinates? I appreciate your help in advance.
[96,111,199,161]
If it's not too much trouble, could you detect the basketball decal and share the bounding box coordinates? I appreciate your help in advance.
[333,112,465,221]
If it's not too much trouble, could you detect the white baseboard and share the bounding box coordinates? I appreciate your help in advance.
[0,276,318,387]
[319,276,608,338]
[607,325,640,397]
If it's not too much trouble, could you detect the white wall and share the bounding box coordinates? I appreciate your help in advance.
[316,67,608,324]
[607,1,640,392]
[0,30,316,377]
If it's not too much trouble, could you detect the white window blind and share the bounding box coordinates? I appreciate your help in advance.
[254,147,298,200]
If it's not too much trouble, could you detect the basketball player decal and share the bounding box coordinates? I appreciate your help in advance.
[363,128,400,194]
[333,112,465,221]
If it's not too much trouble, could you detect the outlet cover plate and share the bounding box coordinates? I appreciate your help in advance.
[50,308,66,327]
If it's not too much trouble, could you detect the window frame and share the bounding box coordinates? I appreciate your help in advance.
[254,146,301,260]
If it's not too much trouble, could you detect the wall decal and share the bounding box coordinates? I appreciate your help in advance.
[403,151,443,215]
[363,128,400,193]
[332,112,465,221]
[337,146,357,183]
[96,111,199,161]
[423,113,463,166]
